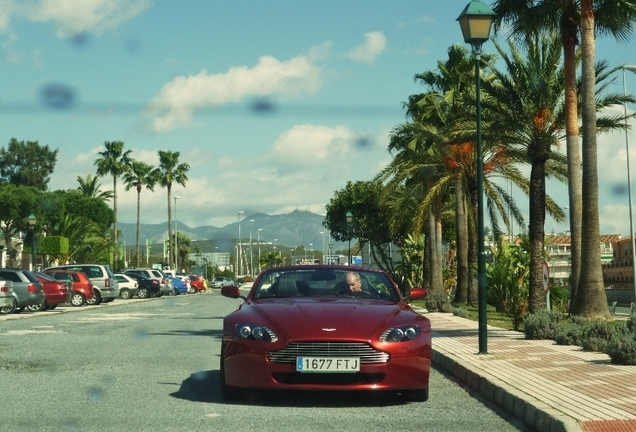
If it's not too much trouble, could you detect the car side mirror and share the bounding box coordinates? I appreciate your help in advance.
[221,285,244,299]
[408,287,428,301]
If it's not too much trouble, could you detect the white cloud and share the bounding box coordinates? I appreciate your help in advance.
[347,31,387,64]
[144,54,324,134]
[21,0,152,38]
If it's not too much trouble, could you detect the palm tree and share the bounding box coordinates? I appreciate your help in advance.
[94,141,131,271]
[491,0,636,317]
[76,173,114,201]
[123,160,157,267]
[152,150,190,270]
[483,32,571,313]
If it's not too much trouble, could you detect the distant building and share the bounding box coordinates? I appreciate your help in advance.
[602,235,636,289]
[545,233,620,287]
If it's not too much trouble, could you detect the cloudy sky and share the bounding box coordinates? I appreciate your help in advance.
[1,0,635,240]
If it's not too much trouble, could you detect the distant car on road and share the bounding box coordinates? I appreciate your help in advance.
[210,276,234,289]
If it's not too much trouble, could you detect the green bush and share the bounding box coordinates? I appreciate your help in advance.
[425,291,452,313]
[452,307,469,318]
[554,321,585,346]
[524,310,563,340]
[581,320,629,353]
[606,332,636,365]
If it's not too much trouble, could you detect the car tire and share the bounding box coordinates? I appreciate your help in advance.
[188,287,196,294]
[120,289,131,300]
[27,302,46,312]
[137,288,149,299]
[70,293,86,307]
[172,288,179,296]
[86,290,102,306]
[0,299,17,314]
[220,348,245,401]
[401,387,429,402]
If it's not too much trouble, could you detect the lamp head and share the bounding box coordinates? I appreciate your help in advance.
[28,213,36,226]
[457,0,496,51]
[623,65,636,74]
[346,211,353,224]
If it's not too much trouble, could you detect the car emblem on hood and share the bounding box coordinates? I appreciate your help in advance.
[322,328,336,332]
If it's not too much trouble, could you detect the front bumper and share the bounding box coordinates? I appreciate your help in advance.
[222,338,431,391]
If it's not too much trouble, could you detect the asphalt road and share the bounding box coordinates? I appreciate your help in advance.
[0,292,530,432]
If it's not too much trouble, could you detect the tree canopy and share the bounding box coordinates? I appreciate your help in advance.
[0,138,58,191]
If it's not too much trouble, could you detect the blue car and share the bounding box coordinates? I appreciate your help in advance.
[167,275,188,295]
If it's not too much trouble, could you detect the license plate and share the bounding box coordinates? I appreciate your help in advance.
[296,357,360,373]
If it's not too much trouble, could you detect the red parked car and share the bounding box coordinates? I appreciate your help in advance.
[219,265,430,402]
[188,275,205,293]
[43,269,94,307]
[30,271,72,311]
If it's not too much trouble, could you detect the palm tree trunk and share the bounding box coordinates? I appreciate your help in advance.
[454,177,469,304]
[528,159,547,313]
[112,175,118,271]
[562,3,583,311]
[167,186,173,269]
[573,0,611,318]
[136,185,141,268]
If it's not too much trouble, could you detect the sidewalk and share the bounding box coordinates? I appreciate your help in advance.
[425,312,636,432]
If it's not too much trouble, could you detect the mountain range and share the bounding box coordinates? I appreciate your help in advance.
[117,210,345,253]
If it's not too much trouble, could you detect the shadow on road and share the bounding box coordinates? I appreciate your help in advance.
[170,370,410,407]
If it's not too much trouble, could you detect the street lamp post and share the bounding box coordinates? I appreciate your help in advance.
[457,0,496,355]
[346,211,353,265]
[238,211,244,276]
[249,219,254,277]
[174,196,179,271]
[257,228,262,272]
[329,242,333,264]
[28,213,36,270]
[622,64,636,302]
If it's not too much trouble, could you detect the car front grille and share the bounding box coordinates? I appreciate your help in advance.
[268,342,389,364]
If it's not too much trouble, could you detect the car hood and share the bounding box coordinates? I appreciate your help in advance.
[248,298,417,341]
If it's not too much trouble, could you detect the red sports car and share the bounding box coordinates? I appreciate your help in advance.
[220,265,431,401]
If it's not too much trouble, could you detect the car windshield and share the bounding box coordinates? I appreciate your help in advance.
[252,268,399,301]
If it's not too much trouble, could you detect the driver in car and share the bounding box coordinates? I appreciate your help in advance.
[345,271,363,292]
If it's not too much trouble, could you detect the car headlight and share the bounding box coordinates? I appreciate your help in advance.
[380,325,421,342]
[236,323,278,342]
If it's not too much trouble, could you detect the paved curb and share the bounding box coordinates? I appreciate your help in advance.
[431,346,583,432]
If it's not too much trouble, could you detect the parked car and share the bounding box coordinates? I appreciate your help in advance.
[31,271,73,311]
[0,269,46,313]
[123,268,172,296]
[188,275,205,293]
[167,275,187,295]
[0,278,15,314]
[114,274,140,300]
[43,269,94,307]
[174,275,191,292]
[123,272,161,298]
[219,265,430,401]
[210,276,234,289]
[45,264,119,305]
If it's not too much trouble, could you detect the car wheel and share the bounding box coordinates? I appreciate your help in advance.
[172,288,179,296]
[155,291,163,298]
[0,299,17,314]
[188,287,196,294]
[220,347,244,401]
[120,289,131,300]
[70,293,86,307]
[137,288,149,299]
[86,290,102,306]
[401,387,429,402]
[27,302,46,312]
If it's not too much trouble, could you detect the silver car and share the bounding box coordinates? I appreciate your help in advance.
[0,278,15,313]
[0,269,45,314]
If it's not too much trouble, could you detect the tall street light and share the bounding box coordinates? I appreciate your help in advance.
[457,0,496,355]
[249,219,254,277]
[28,213,36,270]
[622,64,636,302]
[257,228,262,273]
[174,196,179,271]
[237,210,244,276]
